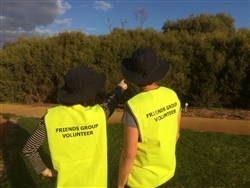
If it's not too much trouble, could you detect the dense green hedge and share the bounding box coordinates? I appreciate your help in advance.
[1,13,249,108]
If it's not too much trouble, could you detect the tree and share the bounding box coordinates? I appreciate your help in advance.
[105,14,113,33]
[1,26,249,108]
[134,8,148,29]
[120,15,128,29]
[162,12,235,34]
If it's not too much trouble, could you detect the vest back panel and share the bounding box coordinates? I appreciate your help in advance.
[127,87,180,187]
[45,104,107,187]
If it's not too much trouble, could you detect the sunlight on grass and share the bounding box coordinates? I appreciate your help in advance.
[0,117,249,188]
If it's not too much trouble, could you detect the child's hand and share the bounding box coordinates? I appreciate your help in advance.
[118,79,128,90]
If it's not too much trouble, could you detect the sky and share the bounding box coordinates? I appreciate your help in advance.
[1,0,249,48]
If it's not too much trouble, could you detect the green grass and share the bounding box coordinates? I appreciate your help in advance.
[0,117,250,188]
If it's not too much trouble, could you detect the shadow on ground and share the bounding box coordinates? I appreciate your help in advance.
[0,117,55,188]
[0,116,124,188]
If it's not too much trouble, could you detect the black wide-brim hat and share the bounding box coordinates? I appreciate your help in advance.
[121,48,169,85]
[57,66,106,104]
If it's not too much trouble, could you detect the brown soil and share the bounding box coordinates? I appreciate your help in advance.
[0,104,249,135]
[1,104,249,121]
[181,108,250,121]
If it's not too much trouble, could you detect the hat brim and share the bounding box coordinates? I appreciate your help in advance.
[57,74,106,104]
[121,58,169,85]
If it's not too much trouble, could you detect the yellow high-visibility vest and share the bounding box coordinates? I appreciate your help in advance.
[44,104,107,188]
[126,87,180,188]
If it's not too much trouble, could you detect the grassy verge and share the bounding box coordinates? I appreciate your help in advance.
[0,117,249,188]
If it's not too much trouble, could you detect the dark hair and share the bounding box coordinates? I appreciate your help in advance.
[61,97,96,107]
[60,102,80,106]
[137,83,153,87]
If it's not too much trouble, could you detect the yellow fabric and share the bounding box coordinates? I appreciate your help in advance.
[127,87,180,187]
[45,104,107,188]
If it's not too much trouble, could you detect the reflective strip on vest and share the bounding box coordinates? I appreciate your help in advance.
[45,104,107,188]
[127,87,180,187]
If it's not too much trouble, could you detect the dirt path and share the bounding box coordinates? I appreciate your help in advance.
[1,104,250,135]
[0,104,121,124]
